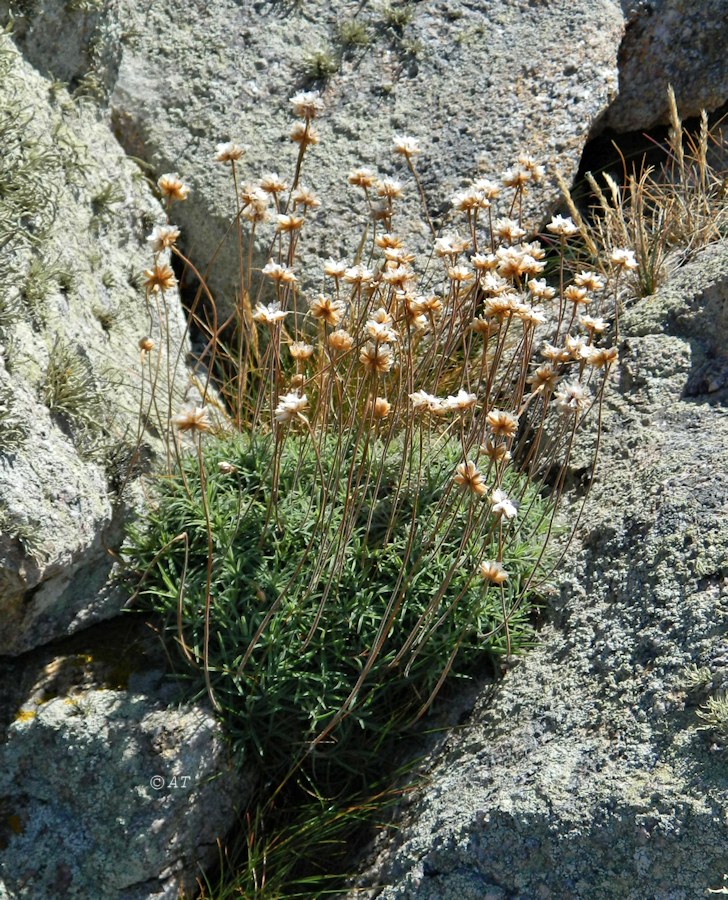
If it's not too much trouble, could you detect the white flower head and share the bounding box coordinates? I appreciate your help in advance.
[491,488,517,520]
[274,392,309,424]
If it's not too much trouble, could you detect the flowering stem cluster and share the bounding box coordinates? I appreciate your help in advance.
[135,90,632,742]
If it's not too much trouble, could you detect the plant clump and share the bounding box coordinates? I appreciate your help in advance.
[126,90,627,896]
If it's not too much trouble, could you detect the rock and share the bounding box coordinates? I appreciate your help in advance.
[0,619,252,899]
[349,240,728,897]
[0,34,193,656]
[605,0,728,132]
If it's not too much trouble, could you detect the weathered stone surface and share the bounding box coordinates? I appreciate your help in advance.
[605,0,728,131]
[0,619,252,899]
[349,240,728,898]
[0,34,193,656]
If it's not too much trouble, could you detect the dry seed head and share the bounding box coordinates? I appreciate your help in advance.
[528,363,560,393]
[382,265,415,289]
[479,560,509,585]
[517,154,545,181]
[289,374,305,390]
[138,336,155,352]
[369,396,392,419]
[582,345,618,369]
[454,460,487,497]
[514,303,547,327]
[546,215,578,237]
[214,142,245,163]
[555,379,590,415]
[291,185,320,209]
[377,177,404,199]
[260,172,289,194]
[486,409,519,438]
[276,213,304,232]
[393,135,421,158]
[409,390,446,415]
[521,240,546,260]
[290,122,320,146]
[289,341,314,361]
[253,302,289,325]
[564,285,590,306]
[157,173,190,202]
[610,248,639,271]
[173,406,210,433]
[484,294,519,321]
[323,258,348,279]
[144,262,177,293]
[348,167,377,189]
[384,246,415,265]
[574,270,605,292]
[328,329,354,353]
[367,320,398,343]
[472,177,501,199]
[146,224,180,254]
[565,334,588,359]
[491,488,517,520]
[275,392,309,424]
[472,316,500,338]
[483,439,512,464]
[375,232,404,249]
[472,253,499,272]
[309,294,344,326]
[447,265,475,283]
[540,341,571,364]
[290,90,324,120]
[218,461,239,474]
[502,167,530,189]
[262,260,297,284]
[480,272,511,295]
[496,245,543,280]
[434,235,470,258]
[451,188,489,212]
[579,314,608,334]
[343,264,375,285]
[445,389,477,412]
[528,278,556,301]
[494,217,527,244]
[360,342,393,376]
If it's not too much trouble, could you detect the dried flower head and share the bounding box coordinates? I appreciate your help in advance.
[275,392,309,424]
[472,253,499,272]
[328,329,354,353]
[528,278,557,301]
[610,248,638,271]
[579,315,609,334]
[157,173,190,202]
[343,264,375,285]
[494,217,527,244]
[290,90,324,120]
[472,317,500,338]
[565,334,588,359]
[360,342,393,376]
[472,177,501,199]
[289,341,314,361]
[348,167,377,189]
[309,294,344,326]
[487,409,519,438]
[491,488,517,520]
[540,341,571,364]
[447,265,475,283]
[253,302,289,325]
[574,271,605,292]
[262,260,298,284]
[369,397,392,419]
[138,336,155,352]
[479,560,509,584]
[546,215,578,238]
[445,389,477,412]
[502,167,530,189]
[483,439,512,464]
[290,122,320,146]
[555,380,590,415]
[434,235,470,258]
[581,345,618,369]
[214,142,245,163]
[260,172,289,194]
[173,406,210,433]
[409,390,446,415]
[528,364,560,393]
[564,285,590,306]
[454,460,487,496]
[375,232,404,250]
[291,185,320,209]
[218,461,239,474]
[147,224,180,254]
[377,178,404,200]
[323,258,348,279]
[276,213,305,232]
[144,262,177,293]
[393,135,421,158]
